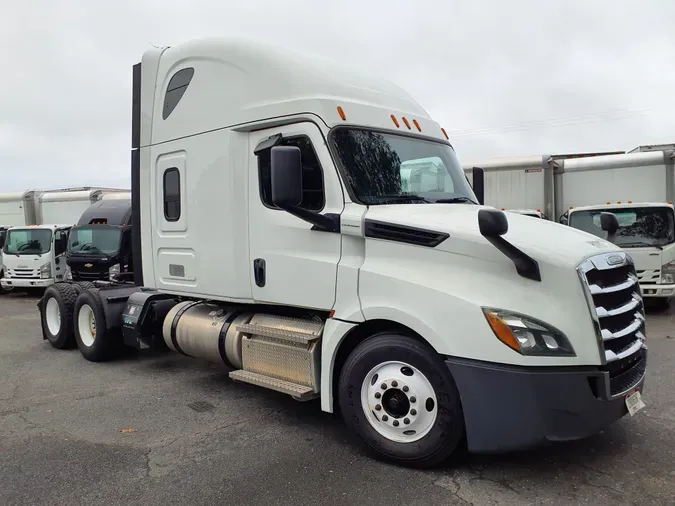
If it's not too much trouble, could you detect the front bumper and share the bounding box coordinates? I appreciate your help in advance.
[1,278,54,289]
[639,283,675,298]
[446,353,647,453]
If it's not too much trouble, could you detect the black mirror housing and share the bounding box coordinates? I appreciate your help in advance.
[600,212,620,235]
[271,146,303,208]
[472,167,485,205]
[478,208,508,237]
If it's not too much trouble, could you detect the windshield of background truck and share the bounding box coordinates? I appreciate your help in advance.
[569,207,675,247]
[3,229,53,255]
[330,128,477,205]
[68,227,122,256]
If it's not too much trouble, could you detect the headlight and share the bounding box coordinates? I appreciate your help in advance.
[40,262,52,279]
[661,261,675,284]
[109,263,120,279]
[482,308,575,357]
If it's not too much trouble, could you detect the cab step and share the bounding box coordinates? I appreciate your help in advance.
[229,370,317,401]
[236,314,323,345]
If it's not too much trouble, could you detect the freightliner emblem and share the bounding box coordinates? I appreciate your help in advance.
[606,254,624,266]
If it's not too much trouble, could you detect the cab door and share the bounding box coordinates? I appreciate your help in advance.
[248,122,345,310]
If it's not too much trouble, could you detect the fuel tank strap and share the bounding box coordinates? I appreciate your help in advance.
[218,310,245,365]
[170,301,202,357]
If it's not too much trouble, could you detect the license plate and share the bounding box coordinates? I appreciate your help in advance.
[625,389,646,416]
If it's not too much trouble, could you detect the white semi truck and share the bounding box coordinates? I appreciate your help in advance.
[37,37,647,468]
[464,148,675,308]
[1,188,130,292]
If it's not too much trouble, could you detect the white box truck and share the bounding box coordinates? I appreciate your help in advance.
[556,149,675,308]
[37,37,647,468]
[1,188,130,292]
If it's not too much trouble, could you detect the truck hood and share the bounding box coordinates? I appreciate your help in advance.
[365,204,621,269]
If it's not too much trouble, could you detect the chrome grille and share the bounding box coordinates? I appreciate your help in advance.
[7,268,39,279]
[577,252,647,397]
[636,269,661,284]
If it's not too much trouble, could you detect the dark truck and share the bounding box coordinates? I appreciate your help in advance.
[66,197,134,284]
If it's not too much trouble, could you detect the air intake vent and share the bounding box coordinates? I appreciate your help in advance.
[364,219,449,247]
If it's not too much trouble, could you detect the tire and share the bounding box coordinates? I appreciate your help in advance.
[72,281,96,295]
[338,333,465,469]
[39,283,78,349]
[73,288,120,362]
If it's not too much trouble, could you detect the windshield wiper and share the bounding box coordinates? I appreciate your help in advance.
[433,196,478,205]
[375,195,432,204]
[618,241,662,250]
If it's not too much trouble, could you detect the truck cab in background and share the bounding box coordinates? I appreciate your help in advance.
[560,202,675,308]
[0,226,10,294]
[1,224,71,291]
[66,197,134,283]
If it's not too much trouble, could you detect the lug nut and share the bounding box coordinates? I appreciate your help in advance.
[404,418,410,425]
[410,409,417,416]
[410,396,416,403]
[391,380,398,388]
[375,404,381,411]
[375,392,381,399]
[402,386,409,392]
[382,415,389,421]
[381,383,387,390]
[393,420,399,427]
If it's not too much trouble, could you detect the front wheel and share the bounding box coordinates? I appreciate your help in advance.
[338,333,465,468]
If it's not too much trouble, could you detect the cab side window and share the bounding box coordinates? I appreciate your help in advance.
[257,136,325,212]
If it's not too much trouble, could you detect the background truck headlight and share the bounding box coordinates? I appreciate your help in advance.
[109,263,120,280]
[483,308,575,357]
[40,262,52,279]
[661,261,675,284]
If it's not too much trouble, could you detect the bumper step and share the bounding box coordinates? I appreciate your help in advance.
[229,370,317,401]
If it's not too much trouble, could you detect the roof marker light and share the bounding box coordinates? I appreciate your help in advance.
[606,202,611,205]
[337,106,346,121]
[390,114,400,128]
[628,200,632,203]
[441,127,449,139]
[413,119,422,132]
[401,117,411,129]
[617,201,622,204]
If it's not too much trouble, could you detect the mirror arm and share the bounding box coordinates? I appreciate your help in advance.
[278,204,341,233]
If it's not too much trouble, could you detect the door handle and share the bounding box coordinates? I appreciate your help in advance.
[253,258,266,287]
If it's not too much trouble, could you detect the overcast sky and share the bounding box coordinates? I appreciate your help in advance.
[1,0,674,192]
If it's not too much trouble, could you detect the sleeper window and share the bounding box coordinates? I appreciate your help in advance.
[163,168,181,221]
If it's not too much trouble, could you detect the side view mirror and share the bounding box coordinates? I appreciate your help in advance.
[600,212,619,242]
[271,146,303,209]
[478,208,508,237]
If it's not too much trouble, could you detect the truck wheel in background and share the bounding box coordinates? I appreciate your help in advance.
[73,288,120,362]
[338,332,465,469]
[39,283,78,349]
[71,281,96,295]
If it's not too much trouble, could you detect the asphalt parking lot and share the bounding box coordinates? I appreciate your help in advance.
[1,292,674,506]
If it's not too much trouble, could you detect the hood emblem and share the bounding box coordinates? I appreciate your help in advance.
[606,254,624,266]
[84,263,93,268]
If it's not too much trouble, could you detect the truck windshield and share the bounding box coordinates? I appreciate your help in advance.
[330,128,478,205]
[3,229,53,255]
[68,226,122,256]
[569,207,675,247]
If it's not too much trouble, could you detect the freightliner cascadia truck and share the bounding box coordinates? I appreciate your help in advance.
[37,37,647,468]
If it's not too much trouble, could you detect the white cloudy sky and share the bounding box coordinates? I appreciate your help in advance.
[1,0,674,192]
